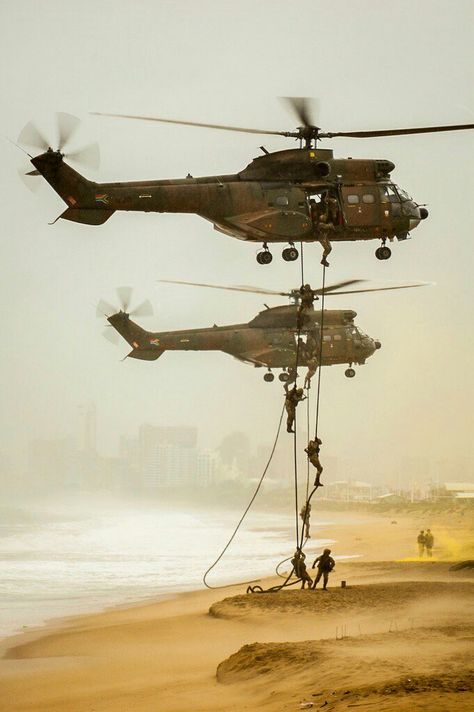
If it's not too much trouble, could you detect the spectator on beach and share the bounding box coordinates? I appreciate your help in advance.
[417,530,426,557]
[425,529,434,557]
[311,548,335,590]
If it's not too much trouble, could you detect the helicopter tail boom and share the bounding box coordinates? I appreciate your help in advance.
[31,150,115,225]
[107,312,164,361]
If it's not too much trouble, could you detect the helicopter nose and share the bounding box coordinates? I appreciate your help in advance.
[374,340,381,350]
[419,207,429,220]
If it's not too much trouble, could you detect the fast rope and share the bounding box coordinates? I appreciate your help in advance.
[248,254,328,594]
[202,403,285,589]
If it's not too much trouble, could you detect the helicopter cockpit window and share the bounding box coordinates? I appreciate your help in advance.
[275,195,289,207]
[394,186,412,201]
[362,193,375,204]
[380,185,400,203]
[346,194,359,205]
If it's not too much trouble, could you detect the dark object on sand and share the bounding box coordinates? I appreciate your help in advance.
[450,560,474,571]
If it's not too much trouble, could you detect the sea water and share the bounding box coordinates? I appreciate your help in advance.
[0,500,334,639]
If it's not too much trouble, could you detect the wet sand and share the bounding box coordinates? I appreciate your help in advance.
[1,510,473,712]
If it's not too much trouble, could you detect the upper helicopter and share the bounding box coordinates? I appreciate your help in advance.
[18,100,474,265]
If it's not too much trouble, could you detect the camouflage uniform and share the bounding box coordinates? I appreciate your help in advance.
[300,502,312,538]
[291,549,313,589]
[311,548,335,590]
[285,387,306,433]
[304,355,319,389]
[305,437,323,487]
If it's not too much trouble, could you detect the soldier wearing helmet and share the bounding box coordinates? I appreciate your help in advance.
[285,386,306,433]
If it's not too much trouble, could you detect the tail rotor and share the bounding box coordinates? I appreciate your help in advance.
[17,113,100,191]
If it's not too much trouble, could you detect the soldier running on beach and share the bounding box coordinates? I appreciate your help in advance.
[291,548,313,589]
[311,548,335,590]
[305,437,323,487]
[285,386,306,433]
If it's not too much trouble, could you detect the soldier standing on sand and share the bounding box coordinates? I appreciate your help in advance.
[291,548,313,589]
[417,530,426,557]
[311,548,335,590]
[305,437,323,487]
[425,529,434,557]
[285,386,306,433]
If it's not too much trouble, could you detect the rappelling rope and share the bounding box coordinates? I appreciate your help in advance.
[202,403,285,589]
[297,263,327,553]
[249,256,328,594]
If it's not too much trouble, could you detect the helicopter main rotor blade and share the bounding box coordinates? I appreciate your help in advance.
[158,279,291,297]
[315,279,365,295]
[321,123,474,139]
[322,281,431,295]
[90,112,294,137]
[281,97,317,128]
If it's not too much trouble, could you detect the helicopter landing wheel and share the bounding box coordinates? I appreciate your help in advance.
[257,249,273,265]
[282,246,299,262]
[278,372,289,382]
[375,245,392,260]
[345,368,356,378]
[263,371,275,382]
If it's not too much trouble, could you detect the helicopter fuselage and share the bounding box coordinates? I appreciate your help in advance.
[107,304,380,375]
[32,147,427,249]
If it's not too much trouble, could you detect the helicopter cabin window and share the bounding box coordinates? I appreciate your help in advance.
[362,193,375,204]
[333,334,342,341]
[275,195,289,207]
[346,194,359,205]
[323,335,332,342]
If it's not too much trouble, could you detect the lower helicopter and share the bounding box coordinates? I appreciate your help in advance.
[98,280,428,382]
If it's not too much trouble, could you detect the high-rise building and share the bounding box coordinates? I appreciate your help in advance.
[138,425,198,488]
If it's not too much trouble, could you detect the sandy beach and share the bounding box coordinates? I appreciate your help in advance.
[1,509,473,712]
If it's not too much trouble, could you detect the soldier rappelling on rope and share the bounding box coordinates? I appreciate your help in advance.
[304,353,319,389]
[291,548,313,589]
[297,284,317,329]
[300,501,312,538]
[305,437,324,487]
[285,386,306,433]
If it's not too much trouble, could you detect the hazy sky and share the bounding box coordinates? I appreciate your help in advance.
[1,0,473,483]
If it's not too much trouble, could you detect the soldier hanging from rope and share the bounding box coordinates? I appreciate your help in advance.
[297,284,317,330]
[305,436,324,487]
[304,353,319,389]
[316,191,340,267]
[291,548,313,589]
[283,366,298,392]
[300,501,311,538]
[285,386,306,433]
